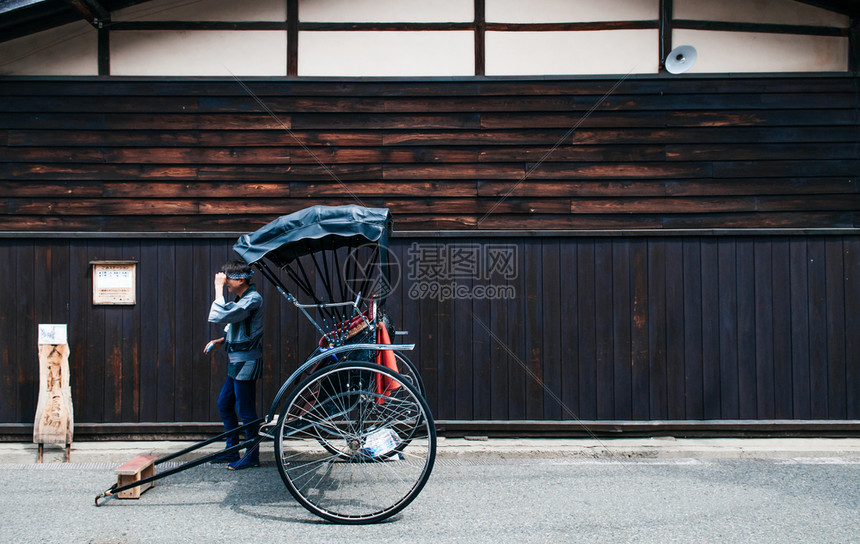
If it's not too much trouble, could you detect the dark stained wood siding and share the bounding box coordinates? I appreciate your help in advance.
[0,76,857,232]
[0,235,858,426]
[1,76,858,431]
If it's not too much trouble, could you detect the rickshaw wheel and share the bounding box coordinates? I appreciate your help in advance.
[305,349,425,399]
[313,351,425,460]
[392,351,425,398]
[275,361,436,524]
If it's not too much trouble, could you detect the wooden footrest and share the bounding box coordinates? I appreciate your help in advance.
[114,455,157,499]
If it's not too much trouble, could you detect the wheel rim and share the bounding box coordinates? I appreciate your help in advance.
[276,362,435,524]
[393,351,426,397]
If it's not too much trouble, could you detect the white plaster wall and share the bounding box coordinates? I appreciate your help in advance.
[486,30,659,75]
[674,29,848,72]
[111,31,287,75]
[674,0,849,27]
[300,0,472,22]
[114,0,286,22]
[0,21,98,75]
[487,0,658,22]
[299,31,474,76]
[0,0,851,77]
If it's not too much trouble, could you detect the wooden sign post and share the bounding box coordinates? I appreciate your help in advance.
[33,324,73,462]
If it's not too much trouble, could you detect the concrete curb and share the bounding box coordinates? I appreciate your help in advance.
[4,437,860,465]
[435,437,860,460]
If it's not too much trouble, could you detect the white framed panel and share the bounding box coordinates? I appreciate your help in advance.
[674,0,848,27]
[0,21,97,75]
[486,30,659,75]
[673,29,848,73]
[486,0,658,23]
[111,31,287,76]
[300,0,472,22]
[299,31,474,76]
[114,0,287,22]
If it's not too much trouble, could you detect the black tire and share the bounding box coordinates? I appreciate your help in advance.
[302,346,424,397]
[275,361,436,524]
[392,351,425,397]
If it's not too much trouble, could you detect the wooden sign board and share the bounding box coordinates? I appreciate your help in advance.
[34,324,74,461]
[92,261,137,305]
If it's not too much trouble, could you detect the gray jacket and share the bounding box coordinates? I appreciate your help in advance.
[208,285,264,363]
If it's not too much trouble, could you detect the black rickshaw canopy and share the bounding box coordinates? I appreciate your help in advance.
[233,205,392,268]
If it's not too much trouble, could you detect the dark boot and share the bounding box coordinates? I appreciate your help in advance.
[227,423,260,470]
[212,427,240,463]
[226,450,259,470]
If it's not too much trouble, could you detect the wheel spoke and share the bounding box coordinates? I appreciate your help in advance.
[275,362,435,523]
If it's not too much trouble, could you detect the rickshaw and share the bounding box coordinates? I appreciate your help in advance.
[96,205,436,524]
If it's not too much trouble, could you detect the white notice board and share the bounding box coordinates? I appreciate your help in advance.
[92,261,137,305]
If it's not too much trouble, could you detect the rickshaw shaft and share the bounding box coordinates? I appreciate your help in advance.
[95,417,264,506]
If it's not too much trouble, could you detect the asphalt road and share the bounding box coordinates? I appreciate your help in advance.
[1,457,858,543]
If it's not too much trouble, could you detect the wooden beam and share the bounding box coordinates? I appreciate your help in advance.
[673,19,848,37]
[66,0,109,28]
[97,25,109,75]
[795,0,860,17]
[286,21,661,32]
[109,21,288,31]
[1,228,858,240]
[484,21,658,32]
[287,0,298,76]
[5,420,860,439]
[850,17,860,72]
[660,0,672,74]
[474,0,485,76]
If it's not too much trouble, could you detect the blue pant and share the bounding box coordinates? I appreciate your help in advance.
[217,377,259,458]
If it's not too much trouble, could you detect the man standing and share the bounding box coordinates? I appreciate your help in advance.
[204,260,264,470]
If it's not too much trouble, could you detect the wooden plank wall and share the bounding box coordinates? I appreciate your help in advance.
[0,76,858,430]
[0,235,858,425]
[388,235,860,422]
[0,76,857,231]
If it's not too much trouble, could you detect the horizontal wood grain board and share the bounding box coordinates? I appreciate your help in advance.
[1,76,857,232]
